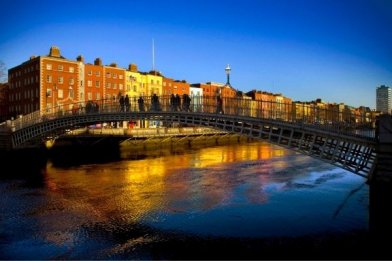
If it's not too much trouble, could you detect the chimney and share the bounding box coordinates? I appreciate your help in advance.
[110,62,117,67]
[128,63,138,72]
[49,46,61,58]
[94,58,102,66]
[76,55,84,63]
[30,55,36,60]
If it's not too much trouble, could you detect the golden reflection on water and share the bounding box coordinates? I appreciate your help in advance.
[43,142,292,242]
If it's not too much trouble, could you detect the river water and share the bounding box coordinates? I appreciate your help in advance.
[0,141,371,259]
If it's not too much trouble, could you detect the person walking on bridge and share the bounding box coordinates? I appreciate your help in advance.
[125,94,130,112]
[138,96,145,112]
[119,95,125,112]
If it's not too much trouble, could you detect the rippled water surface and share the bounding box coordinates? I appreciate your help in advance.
[0,142,369,259]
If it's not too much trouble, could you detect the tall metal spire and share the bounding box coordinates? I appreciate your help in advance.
[152,38,155,71]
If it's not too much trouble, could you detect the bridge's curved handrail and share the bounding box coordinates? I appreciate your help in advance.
[3,95,376,141]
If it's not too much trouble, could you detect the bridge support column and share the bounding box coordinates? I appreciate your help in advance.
[369,115,392,259]
[373,114,392,183]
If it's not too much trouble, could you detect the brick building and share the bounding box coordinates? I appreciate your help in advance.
[8,46,80,116]
[162,78,190,96]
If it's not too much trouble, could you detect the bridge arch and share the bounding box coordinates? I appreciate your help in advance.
[2,96,377,178]
[8,110,375,178]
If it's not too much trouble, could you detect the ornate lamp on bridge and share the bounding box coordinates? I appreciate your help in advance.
[225,64,231,87]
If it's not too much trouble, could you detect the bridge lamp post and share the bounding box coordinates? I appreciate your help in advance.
[225,64,231,86]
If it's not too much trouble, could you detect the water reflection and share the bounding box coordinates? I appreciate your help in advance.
[0,142,369,259]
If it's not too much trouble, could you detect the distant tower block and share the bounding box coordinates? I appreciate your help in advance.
[49,46,61,58]
[225,64,231,86]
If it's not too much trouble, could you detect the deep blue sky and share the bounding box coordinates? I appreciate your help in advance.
[1,0,391,108]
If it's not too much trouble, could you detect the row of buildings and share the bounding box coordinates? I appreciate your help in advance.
[0,46,383,125]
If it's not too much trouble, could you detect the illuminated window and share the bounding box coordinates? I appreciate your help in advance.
[46,64,52,70]
[69,67,74,73]
[58,89,63,98]
[88,80,92,87]
[58,65,63,71]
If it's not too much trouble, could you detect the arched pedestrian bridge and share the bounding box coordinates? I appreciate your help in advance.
[0,96,377,178]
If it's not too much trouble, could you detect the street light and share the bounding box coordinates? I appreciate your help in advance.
[225,64,231,86]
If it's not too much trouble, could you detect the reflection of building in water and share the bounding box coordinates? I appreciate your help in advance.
[43,142,307,244]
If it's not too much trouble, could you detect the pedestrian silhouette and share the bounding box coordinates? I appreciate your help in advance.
[119,95,125,112]
[138,96,145,112]
[125,94,130,112]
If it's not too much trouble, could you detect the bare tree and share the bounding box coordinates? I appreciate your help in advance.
[0,60,7,83]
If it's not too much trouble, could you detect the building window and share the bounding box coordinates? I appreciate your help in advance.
[58,77,63,84]
[46,88,52,97]
[95,81,100,87]
[69,87,74,99]
[119,75,123,79]
[96,93,101,100]
[112,73,117,79]
[88,70,92,76]
[106,72,111,78]
[69,67,74,73]
[95,71,100,76]
[88,80,92,87]
[88,92,92,100]
[113,83,117,89]
[69,78,74,85]
[46,75,52,83]
[58,89,63,98]
[46,64,52,70]
[58,65,63,71]
[119,83,123,90]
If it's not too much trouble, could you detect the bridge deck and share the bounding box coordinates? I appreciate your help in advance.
[0,96,377,178]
